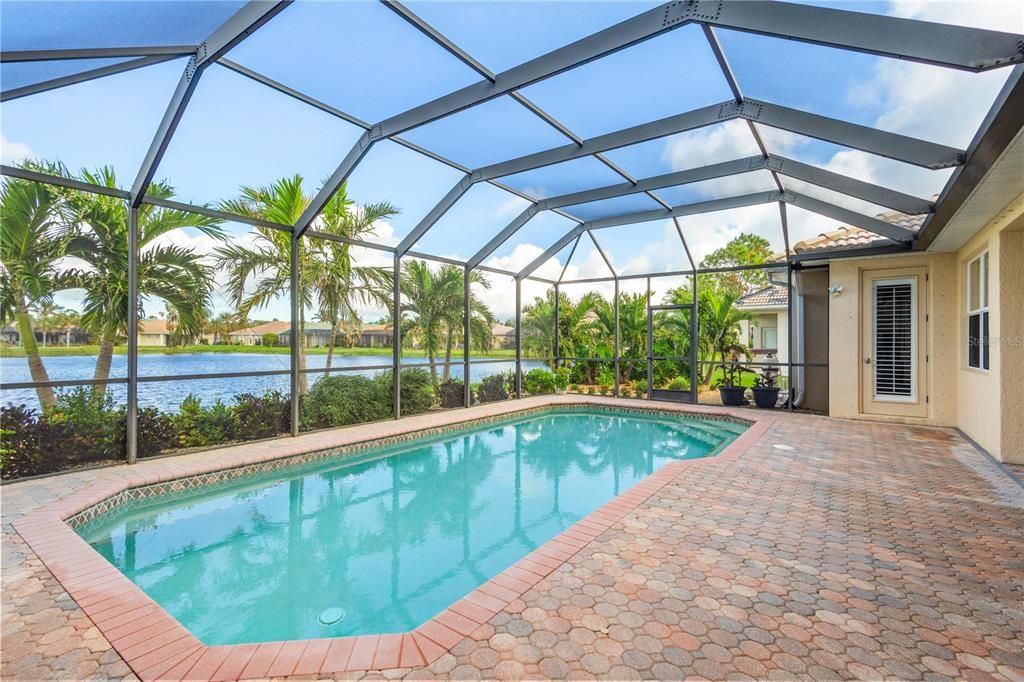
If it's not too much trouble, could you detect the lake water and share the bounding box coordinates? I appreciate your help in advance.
[0,353,546,412]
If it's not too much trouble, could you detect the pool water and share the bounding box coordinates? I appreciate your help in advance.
[78,408,744,644]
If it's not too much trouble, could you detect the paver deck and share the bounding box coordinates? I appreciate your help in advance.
[3,396,1023,681]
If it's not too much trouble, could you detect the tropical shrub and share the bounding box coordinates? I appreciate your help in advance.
[634,378,647,396]
[523,368,555,395]
[391,368,434,414]
[0,404,73,479]
[436,378,465,408]
[597,367,615,392]
[47,388,123,463]
[554,367,570,391]
[261,333,277,347]
[134,407,177,457]
[232,391,290,439]
[173,395,235,449]
[477,372,511,403]
[301,374,390,429]
[666,377,689,391]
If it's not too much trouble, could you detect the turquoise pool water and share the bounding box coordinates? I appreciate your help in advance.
[78,408,744,645]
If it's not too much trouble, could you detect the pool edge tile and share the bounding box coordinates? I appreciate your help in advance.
[14,396,774,680]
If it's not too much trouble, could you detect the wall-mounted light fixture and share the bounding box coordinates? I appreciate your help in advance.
[829,284,845,297]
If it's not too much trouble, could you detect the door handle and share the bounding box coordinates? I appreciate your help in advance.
[864,357,872,364]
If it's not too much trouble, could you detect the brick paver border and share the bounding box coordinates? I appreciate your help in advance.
[11,398,771,681]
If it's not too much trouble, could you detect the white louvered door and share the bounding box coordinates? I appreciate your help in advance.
[861,268,927,418]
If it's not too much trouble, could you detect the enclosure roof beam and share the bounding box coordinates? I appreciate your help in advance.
[297,0,694,235]
[395,174,475,256]
[470,151,929,269]
[129,0,291,207]
[1,55,182,102]
[1,163,130,199]
[0,45,196,62]
[474,98,963,184]
[588,231,618,278]
[296,0,993,237]
[783,192,916,243]
[700,0,1023,72]
[750,100,962,170]
[518,192,783,279]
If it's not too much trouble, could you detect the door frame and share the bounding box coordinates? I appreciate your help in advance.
[647,303,697,403]
[860,266,928,418]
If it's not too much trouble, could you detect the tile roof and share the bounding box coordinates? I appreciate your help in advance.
[228,321,291,336]
[736,285,788,308]
[789,209,927,255]
[138,318,170,335]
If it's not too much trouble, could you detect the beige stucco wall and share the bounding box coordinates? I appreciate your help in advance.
[827,192,1024,462]
[828,253,958,427]
[998,227,1023,463]
[738,310,788,363]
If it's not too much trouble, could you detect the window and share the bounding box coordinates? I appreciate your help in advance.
[873,278,916,400]
[761,327,778,350]
[967,251,990,370]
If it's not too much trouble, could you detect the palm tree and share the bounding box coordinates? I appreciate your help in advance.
[216,175,395,392]
[32,300,62,347]
[399,260,493,388]
[520,289,601,367]
[56,166,224,398]
[0,175,71,409]
[699,289,755,385]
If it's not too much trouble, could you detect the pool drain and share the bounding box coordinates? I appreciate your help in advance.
[319,607,346,625]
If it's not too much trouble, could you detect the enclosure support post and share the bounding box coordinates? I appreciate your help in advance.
[126,207,138,464]
[787,261,795,412]
[613,277,620,398]
[515,279,522,399]
[289,233,300,436]
[646,277,653,401]
[553,283,560,371]
[464,265,472,409]
[393,255,401,419]
[692,270,699,404]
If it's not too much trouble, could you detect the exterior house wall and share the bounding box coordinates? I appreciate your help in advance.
[951,196,1023,462]
[137,333,168,347]
[827,193,1023,462]
[737,310,788,363]
[828,253,958,427]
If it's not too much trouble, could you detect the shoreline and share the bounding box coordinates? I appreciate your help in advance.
[0,345,518,360]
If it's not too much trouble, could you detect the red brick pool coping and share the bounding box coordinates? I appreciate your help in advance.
[11,398,772,681]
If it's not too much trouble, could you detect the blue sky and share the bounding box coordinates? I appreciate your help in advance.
[2,0,1020,322]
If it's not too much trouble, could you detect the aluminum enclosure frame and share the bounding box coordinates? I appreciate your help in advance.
[2,0,1023,466]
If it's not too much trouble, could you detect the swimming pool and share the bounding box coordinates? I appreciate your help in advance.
[77,407,745,645]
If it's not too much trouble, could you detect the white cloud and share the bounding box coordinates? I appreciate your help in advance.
[1,135,34,164]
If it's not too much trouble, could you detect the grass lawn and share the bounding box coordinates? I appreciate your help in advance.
[0,344,517,359]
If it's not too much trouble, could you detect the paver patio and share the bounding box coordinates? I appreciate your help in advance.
[2,396,1023,681]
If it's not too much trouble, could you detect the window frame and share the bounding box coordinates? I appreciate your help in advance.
[966,251,990,371]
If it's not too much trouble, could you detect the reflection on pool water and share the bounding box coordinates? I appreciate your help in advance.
[77,408,745,644]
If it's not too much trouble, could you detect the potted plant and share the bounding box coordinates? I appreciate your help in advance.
[714,361,748,406]
[554,367,570,394]
[751,365,781,409]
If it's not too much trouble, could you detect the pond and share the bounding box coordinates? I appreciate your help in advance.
[0,353,547,412]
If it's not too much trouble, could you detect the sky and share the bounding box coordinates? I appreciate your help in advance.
[2,0,1021,323]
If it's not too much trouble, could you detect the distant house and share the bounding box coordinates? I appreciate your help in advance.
[227,320,290,346]
[358,324,392,348]
[736,285,788,364]
[491,323,516,348]
[277,322,331,348]
[137,318,171,347]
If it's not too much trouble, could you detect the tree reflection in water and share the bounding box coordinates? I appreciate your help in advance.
[82,409,736,644]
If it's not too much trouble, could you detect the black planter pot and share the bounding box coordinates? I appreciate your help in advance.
[751,387,781,409]
[718,386,747,406]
